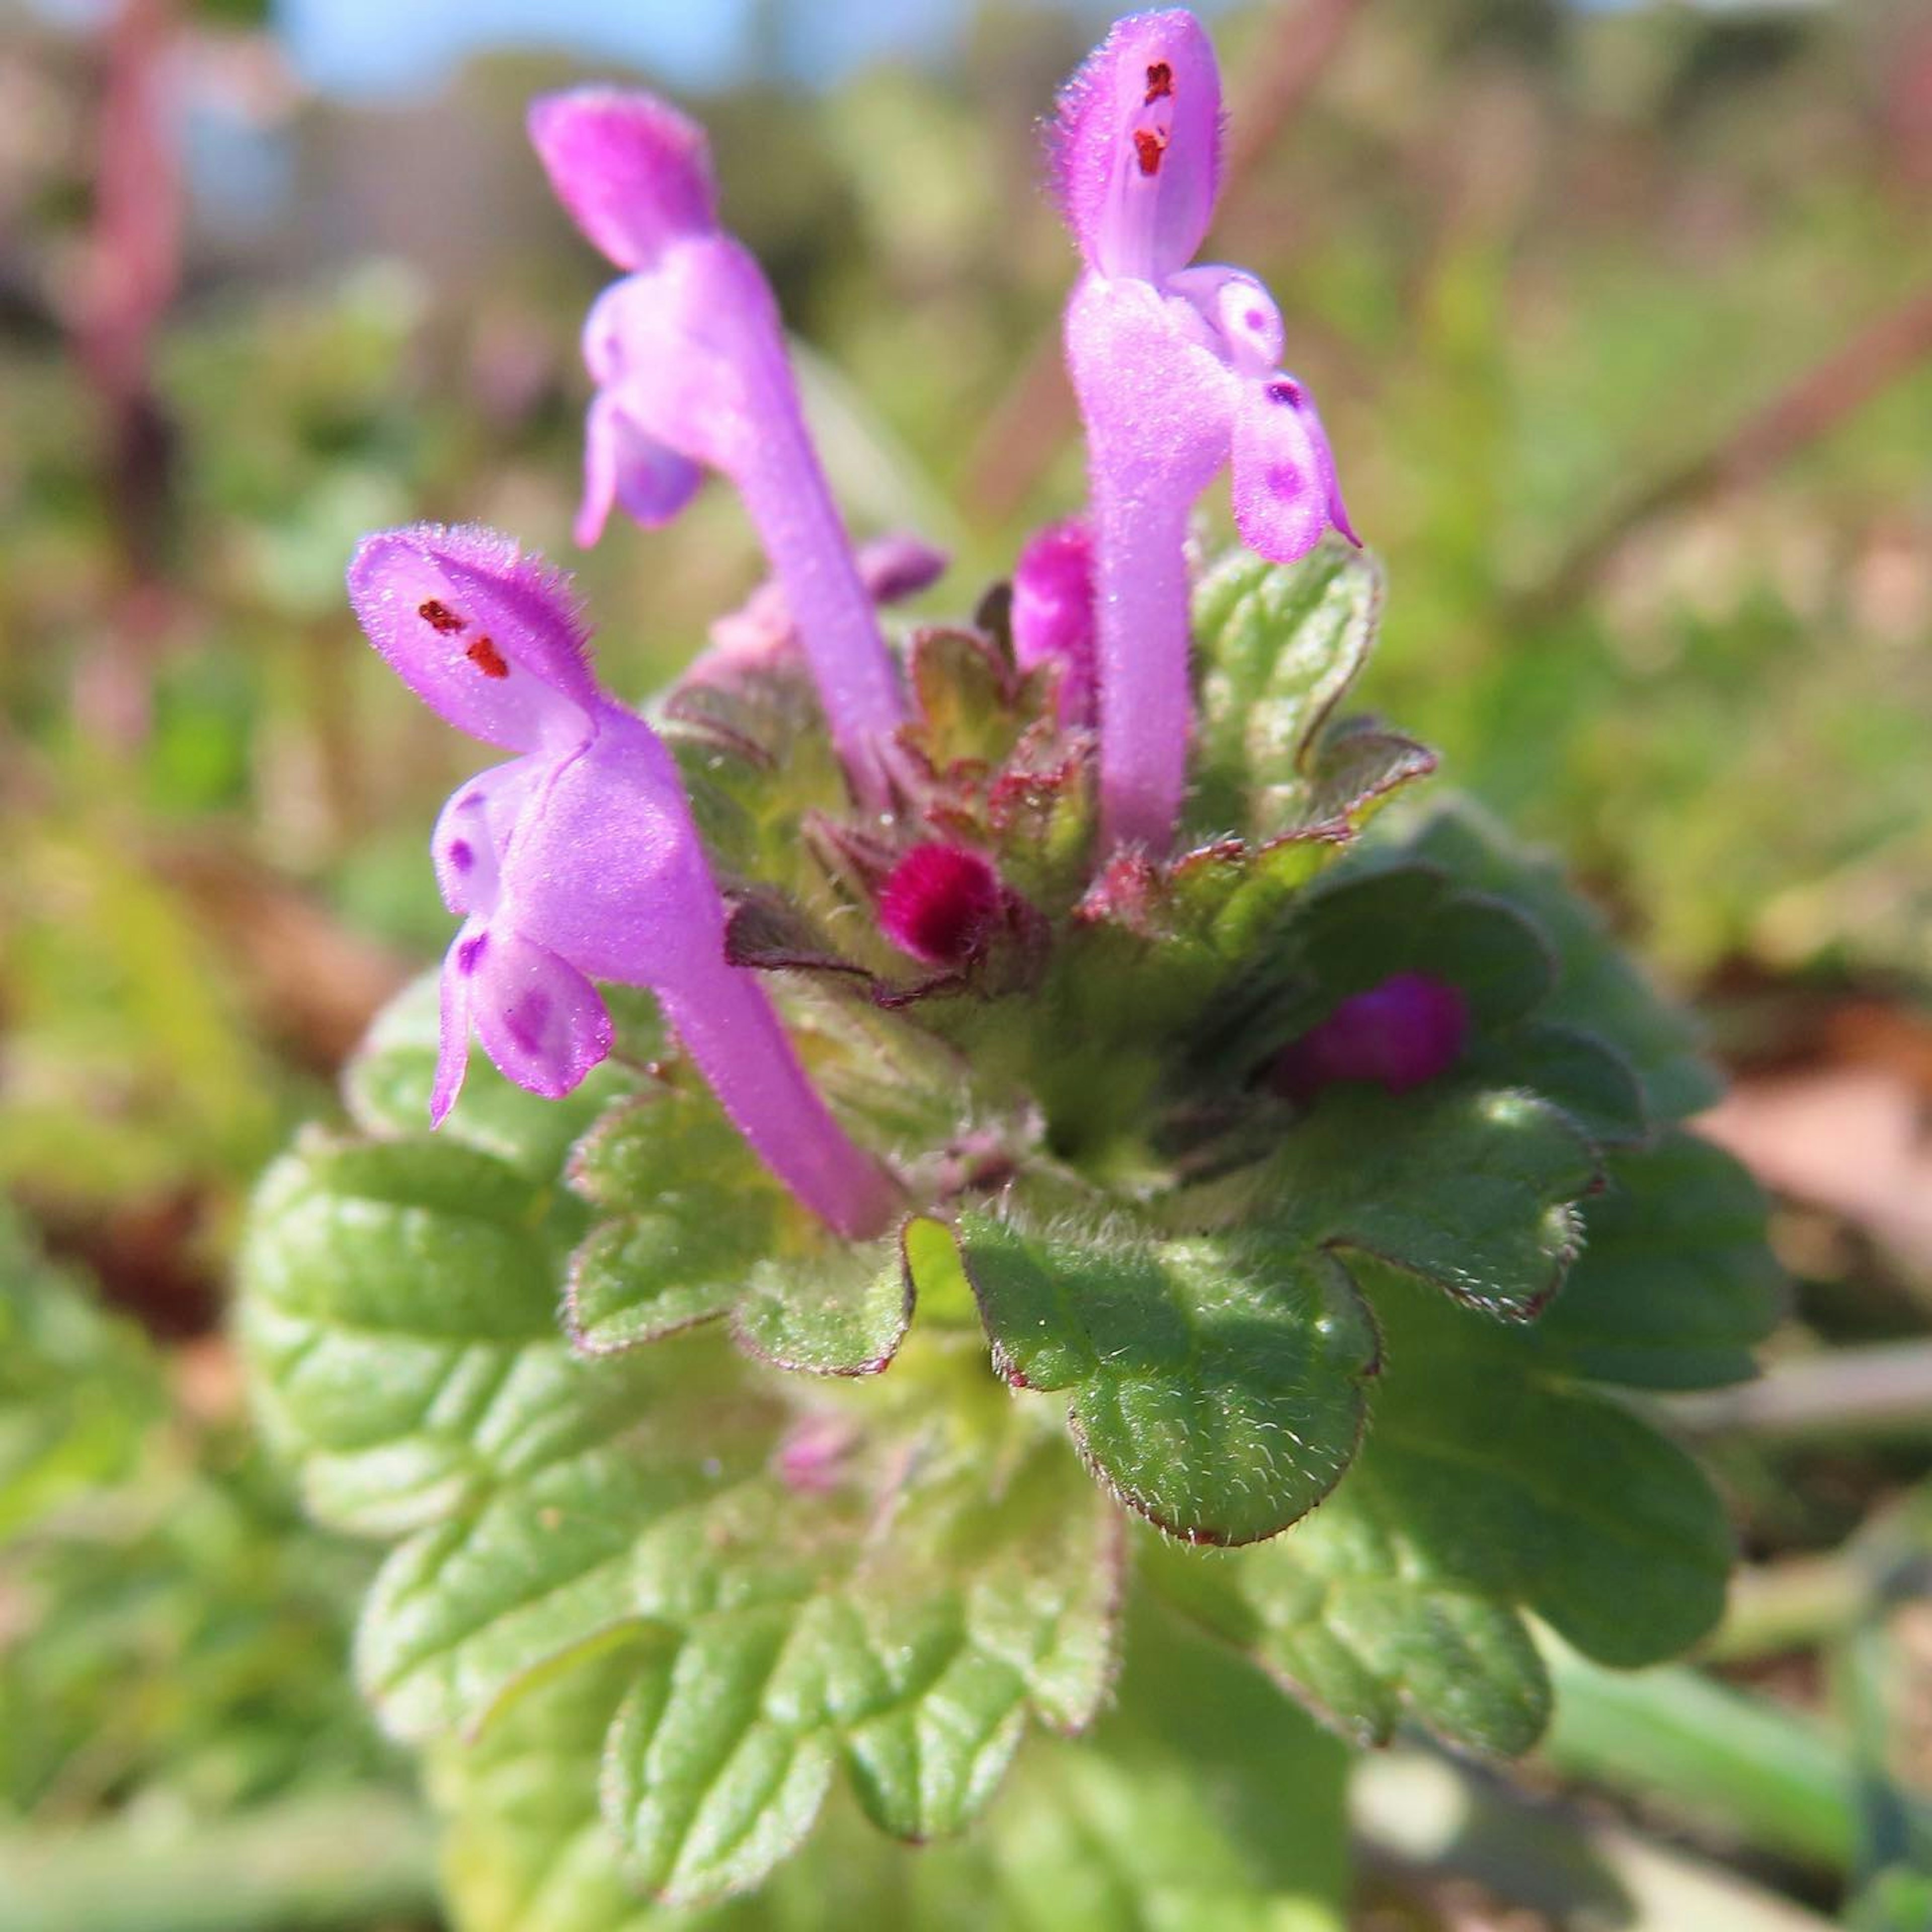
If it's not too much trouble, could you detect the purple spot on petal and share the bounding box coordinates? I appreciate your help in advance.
[448,840,474,874]
[1245,308,1266,332]
[503,989,552,1054]
[457,931,489,976]
[1265,463,1308,500]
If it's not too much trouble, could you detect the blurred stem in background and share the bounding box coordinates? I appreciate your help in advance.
[71,0,182,752]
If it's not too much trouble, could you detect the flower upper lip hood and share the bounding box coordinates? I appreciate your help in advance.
[1051,7,1358,859]
[529,86,909,811]
[347,521,899,1239]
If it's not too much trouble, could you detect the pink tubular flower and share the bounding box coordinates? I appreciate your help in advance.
[528,89,910,810]
[1010,518,1097,728]
[1051,9,1357,856]
[347,523,898,1239]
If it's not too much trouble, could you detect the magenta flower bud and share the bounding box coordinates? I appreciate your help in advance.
[877,843,1005,968]
[528,89,911,809]
[1270,973,1469,1102]
[348,522,898,1239]
[1011,518,1097,728]
[1050,9,1357,855]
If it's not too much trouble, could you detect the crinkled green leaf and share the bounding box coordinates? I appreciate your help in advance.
[567,1085,913,1377]
[1190,543,1385,837]
[910,1213,1378,1547]
[325,1281,1118,1904]
[1287,865,1555,1036]
[1143,1490,1551,1756]
[1147,1228,1739,1750]
[1462,1020,1649,1149]
[1260,1080,1599,1320]
[565,1089,783,1353]
[1405,803,1721,1118]
[730,1241,911,1376]
[437,1596,1348,1932]
[237,1135,582,1537]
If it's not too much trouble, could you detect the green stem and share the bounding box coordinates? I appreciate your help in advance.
[1539,1643,1859,1871]
[1704,1555,1866,1663]
[0,1791,439,1932]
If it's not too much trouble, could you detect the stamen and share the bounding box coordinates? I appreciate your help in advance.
[1266,377,1304,407]
[1144,61,1173,103]
[465,636,511,679]
[418,598,466,634]
[1133,127,1168,177]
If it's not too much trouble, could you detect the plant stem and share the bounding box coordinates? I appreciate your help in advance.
[1663,1340,1932,1442]
[1706,1555,1866,1663]
[0,1792,439,1932]
[1539,1643,1860,1871]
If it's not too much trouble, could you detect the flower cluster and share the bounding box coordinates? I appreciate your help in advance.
[347,8,1377,1238]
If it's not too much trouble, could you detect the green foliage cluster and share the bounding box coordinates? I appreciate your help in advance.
[240,545,1780,1925]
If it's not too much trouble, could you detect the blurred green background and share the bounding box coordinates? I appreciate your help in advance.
[1,0,1929,1926]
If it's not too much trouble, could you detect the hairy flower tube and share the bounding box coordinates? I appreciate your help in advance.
[528,88,909,810]
[1052,9,1357,856]
[346,522,898,1238]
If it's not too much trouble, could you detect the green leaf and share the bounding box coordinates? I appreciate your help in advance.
[341,1304,1119,1903]
[1143,1491,1552,1756]
[730,1240,911,1376]
[436,1596,1351,1932]
[237,1134,579,1537]
[567,1086,912,1378]
[1261,1080,1599,1320]
[565,1089,784,1353]
[1528,1131,1783,1390]
[1147,1242,1737,1750]
[1190,543,1386,837]
[1360,1264,1733,1667]
[911,1213,1378,1547]
[1462,1021,1650,1148]
[1404,803,1721,1119]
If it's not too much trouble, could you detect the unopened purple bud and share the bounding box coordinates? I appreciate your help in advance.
[1270,973,1469,1102]
[1011,518,1097,728]
[877,843,1004,968]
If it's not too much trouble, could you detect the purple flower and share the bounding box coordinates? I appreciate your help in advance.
[348,522,898,1239]
[1270,973,1469,1101]
[528,89,910,809]
[1050,8,1357,856]
[1010,518,1097,728]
